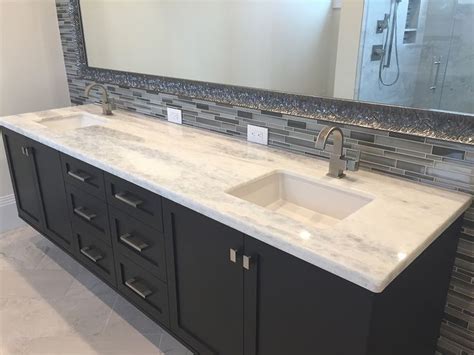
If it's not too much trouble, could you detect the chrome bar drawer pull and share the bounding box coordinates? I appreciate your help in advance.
[80,246,103,263]
[125,277,152,299]
[68,170,91,182]
[114,192,143,208]
[243,255,252,270]
[120,233,149,252]
[73,206,97,221]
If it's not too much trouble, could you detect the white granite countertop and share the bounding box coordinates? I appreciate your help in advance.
[1,105,471,292]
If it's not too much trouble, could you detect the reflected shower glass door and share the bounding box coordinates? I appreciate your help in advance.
[437,0,474,113]
[357,0,473,114]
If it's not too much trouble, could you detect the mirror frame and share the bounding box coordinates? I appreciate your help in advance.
[71,0,473,145]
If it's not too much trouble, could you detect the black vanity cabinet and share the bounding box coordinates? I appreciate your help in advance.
[163,199,462,355]
[163,200,372,355]
[2,129,43,230]
[2,128,73,252]
[29,138,74,251]
[1,129,462,355]
[244,237,373,355]
[163,200,245,355]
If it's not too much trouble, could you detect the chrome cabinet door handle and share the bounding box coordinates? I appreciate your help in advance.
[229,248,242,263]
[21,146,32,157]
[243,255,252,270]
[68,170,91,182]
[80,246,103,263]
[114,192,143,208]
[119,233,149,252]
[125,277,152,299]
[73,206,97,221]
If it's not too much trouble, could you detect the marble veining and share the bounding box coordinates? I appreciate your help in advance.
[0,105,471,293]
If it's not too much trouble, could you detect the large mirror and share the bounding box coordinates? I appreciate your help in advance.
[79,0,474,115]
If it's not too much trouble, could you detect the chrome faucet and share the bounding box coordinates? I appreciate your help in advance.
[315,126,359,178]
[84,83,115,115]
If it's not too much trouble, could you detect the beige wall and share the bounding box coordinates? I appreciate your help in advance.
[81,0,339,97]
[0,0,70,232]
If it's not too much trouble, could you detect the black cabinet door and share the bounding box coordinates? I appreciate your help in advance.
[244,236,373,355]
[163,200,244,355]
[2,129,42,230]
[28,138,73,252]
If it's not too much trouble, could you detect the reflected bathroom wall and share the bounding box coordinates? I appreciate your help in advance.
[357,0,473,114]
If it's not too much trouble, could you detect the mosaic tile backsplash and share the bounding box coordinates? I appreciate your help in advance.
[56,1,473,354]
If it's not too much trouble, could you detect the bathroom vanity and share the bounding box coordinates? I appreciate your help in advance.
[1,106,471,355]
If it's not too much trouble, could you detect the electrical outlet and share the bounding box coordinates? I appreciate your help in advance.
[247,124,268,145]
[167,107,182,124]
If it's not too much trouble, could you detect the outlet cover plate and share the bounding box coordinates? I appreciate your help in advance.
[167,107,182,124]
[247,124,268,145]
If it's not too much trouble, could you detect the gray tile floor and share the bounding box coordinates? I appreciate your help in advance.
[0,225,192,355]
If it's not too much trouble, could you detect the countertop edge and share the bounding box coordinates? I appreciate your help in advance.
[374,198,471,293]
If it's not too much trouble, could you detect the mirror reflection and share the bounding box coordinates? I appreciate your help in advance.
[80,0,474,115]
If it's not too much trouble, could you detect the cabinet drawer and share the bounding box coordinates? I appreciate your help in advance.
[66,184,111,245]
[74,227,116,287]
[109,207,167,281]
[116,254,169,327]
[61,154,105,200]
[105,174,163,231]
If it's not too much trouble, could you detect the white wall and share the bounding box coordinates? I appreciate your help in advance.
[332,0,365,99]
[81,0,339,97]
[0,0,70,233]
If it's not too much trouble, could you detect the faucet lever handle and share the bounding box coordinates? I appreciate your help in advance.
[109,98,116,110]
[346,158,359,172]
[344,151,360,172]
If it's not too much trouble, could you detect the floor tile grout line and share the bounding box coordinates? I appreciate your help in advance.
[1,225,192,354]
[97,293,119,335]
[56,269,80,301]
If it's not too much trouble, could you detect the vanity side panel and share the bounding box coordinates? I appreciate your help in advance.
[367,216,463,355]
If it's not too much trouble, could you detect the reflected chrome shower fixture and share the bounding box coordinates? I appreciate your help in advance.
[371,0,402,86]
[376,14,390,33]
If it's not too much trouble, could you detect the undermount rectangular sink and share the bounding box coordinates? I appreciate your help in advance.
[39,113,108,131]
[227,171,373,228]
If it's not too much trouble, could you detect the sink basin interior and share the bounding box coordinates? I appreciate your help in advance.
[39,113,108,131]
[227,171,373,228]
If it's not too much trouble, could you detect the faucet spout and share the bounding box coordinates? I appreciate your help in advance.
[315,126,359,178]
[84,83,115,115]
[315,126,344,156]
